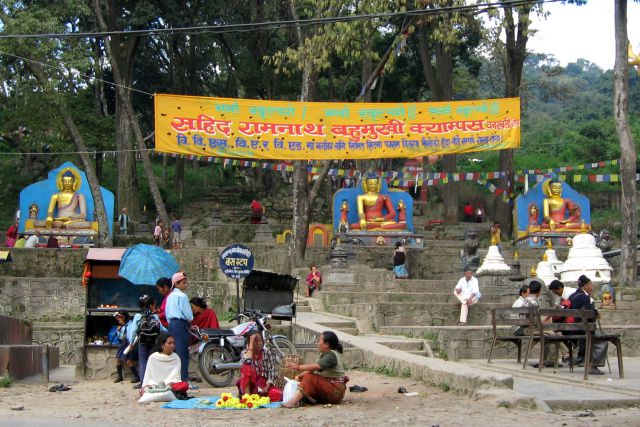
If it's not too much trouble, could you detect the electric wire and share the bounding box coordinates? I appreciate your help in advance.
[0,0,561,40]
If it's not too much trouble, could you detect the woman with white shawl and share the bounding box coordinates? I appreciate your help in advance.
[142,333,181,388]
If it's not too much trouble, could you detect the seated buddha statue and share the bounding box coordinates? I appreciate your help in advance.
[46,169,92,229]
[349,175,405,231]
[541,179,581,230]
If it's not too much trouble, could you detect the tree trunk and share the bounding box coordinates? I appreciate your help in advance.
[95,151,103,183]
[173,157,185,201]
[496,4,531,237]
[162,155,168,187]
[115,102,140,222]
[289,161,309,268]
[27,63,112,247]
[614,0,638,287]
[361,38,373,102]
[417,22,456,223]
[441,155,458,224]
[92,0,169,226]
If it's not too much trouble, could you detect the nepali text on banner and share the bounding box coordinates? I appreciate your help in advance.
[154,95,521,160]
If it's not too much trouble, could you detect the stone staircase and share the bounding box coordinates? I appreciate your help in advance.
[316,234,640,361]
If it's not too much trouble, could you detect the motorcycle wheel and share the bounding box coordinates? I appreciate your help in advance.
[269,337,297,364]
[198,344,235,387]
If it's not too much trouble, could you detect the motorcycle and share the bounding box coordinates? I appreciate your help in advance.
[191,310,297,387]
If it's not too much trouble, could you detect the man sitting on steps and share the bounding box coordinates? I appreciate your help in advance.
[453,268,481,326]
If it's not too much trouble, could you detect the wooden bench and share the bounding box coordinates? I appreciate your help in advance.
[526,308,624,380]
[487,306,536,365]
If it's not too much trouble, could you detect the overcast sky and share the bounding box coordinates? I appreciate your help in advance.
[527,1,640,70]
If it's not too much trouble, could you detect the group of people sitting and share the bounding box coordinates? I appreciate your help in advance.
[238,329,348,408]
[114,270,347,407]
[5,224,65,248]
[511,275,607,376]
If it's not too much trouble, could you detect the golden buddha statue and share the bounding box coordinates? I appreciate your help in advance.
[490,222,501,245]
[46,168,91,229]
[541,179,582,231]
[349,175,405,231]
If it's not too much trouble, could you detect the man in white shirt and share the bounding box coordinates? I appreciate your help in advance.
[24,232,40,248]
[453,269,481,325]
[548,280,578,306]
[512,284,529,308]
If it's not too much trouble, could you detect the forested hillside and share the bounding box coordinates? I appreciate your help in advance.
[0,1,638,226]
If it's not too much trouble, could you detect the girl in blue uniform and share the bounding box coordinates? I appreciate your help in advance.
[113,311,140,383]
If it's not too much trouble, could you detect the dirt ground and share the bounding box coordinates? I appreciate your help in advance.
[1,370,639,427]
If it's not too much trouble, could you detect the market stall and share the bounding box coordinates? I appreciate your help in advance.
[82,248,162,379]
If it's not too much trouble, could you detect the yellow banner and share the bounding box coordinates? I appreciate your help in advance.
[154,94,520,160]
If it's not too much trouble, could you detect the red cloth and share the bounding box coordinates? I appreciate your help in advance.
[236,355,282,401]
[158,295,169,328]
[5,224,17,247]
[298,373,346,404]
[250,200,263,224]
[46,236,60,248]
[192,308,220,329]
[250,200,263,215]
[305,271,322,290]
[463,204,474,217]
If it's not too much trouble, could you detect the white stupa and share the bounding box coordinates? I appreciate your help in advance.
[559,233,612,284]
[535,252,559,286]
[544,244,564,275]
[476,245,511,275]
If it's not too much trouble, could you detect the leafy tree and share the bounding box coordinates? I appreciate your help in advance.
[92,0,169,227]
[415,0,481,224]
[0,0,112,246]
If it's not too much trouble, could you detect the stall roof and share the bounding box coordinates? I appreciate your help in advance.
[85,248,127,261]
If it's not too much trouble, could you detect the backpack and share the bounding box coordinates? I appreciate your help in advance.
[552,299,575,324]
[138,310,161,345]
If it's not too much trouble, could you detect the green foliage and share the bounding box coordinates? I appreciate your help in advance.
[359,364,411,378]
[0,377,11,388]
[439,382,450,392]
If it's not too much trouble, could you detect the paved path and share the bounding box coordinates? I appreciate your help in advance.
[297,310,640,409]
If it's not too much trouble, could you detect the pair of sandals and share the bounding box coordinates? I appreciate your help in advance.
[48,384,71,392]
[349,385,368,393]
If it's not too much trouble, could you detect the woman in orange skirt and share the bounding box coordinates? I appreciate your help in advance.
[283,331,347,407]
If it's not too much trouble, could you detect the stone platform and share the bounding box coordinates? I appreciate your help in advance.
[343,230,425,247]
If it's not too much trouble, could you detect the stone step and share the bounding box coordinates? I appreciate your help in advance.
[407,350,430,357]
[315,320,358,329]
[322,291,517,305]
[378,324,640,359]
[297,305,312,313]
[314,320,359,336]
[376,340,425,352]
[334,327,359,335]
[327,302,505,327]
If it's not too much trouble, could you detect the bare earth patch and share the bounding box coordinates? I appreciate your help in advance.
[1,370,639,426]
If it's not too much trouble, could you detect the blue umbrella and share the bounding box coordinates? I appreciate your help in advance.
[118,243,180,285]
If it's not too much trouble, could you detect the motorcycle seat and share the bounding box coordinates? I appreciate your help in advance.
[200,328,236,337]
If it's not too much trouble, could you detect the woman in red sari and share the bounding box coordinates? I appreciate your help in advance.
[305,265,322,297]
[5,222,18,248]
[189,297,220,329]
[283,331,347,407]
[236,332,282,402]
